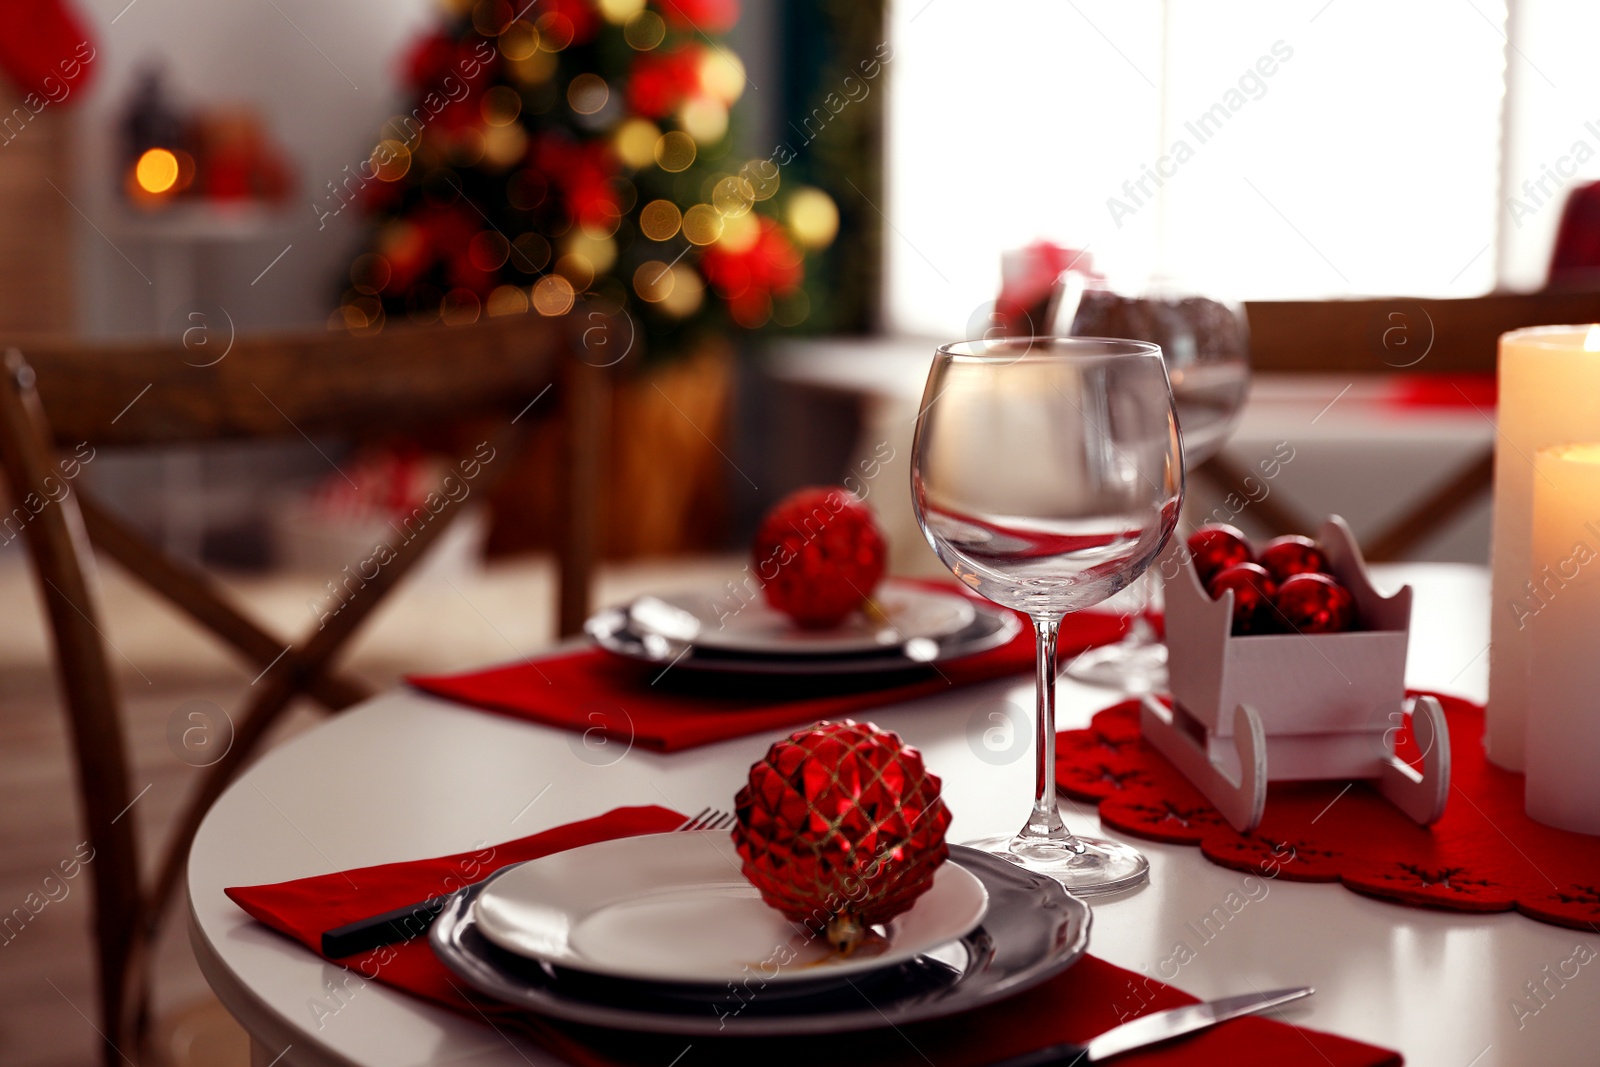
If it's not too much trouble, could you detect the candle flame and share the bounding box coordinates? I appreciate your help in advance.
[1584,325,1600,352]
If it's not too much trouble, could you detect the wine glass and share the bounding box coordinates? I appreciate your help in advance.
[911,337,1183,892]
[1056,279,1251,693]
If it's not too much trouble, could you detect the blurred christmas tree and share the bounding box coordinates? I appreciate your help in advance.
[333,0,836,361]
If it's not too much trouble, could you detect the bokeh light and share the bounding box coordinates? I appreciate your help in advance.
[787,187,839,249]
[639,198,682,241]
[498,20,539,60]
[633,261,674,302]
[655,131,697,172]
[482,85,523,126]
[441,289,482,326]
[566,231,617,274]
[699,51,746,103]
[487,284,531,316]
[682,203,724,245]
[679,98,727,144]
[533,274,576,315]
[615,120,660,169]
[469,230,511,272]
[598,0,646,21]
[555,252,594,290]
[623,10,665,49]
[740,158,780,200]
[371,140,412,182]
[568,73,610,115]
[511,232,552,272]
[535,12,575,50]
[135,148,180,194]
[659,264,705,317]
[716,211,759,253]
[712,175,755,217]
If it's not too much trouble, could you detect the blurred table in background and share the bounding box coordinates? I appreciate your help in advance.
[767,338,1495,574]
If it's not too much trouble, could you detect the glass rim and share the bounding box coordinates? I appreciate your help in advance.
[936,336,1164,362]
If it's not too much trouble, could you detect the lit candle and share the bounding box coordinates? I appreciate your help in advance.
[1526,443,1600,832]
[1488,324,1600,770]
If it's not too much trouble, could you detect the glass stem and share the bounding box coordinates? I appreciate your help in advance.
[1025,615,1081,849]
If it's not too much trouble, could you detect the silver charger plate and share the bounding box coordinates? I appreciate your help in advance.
[429,845,1091,1036]
[585,601,1023,676]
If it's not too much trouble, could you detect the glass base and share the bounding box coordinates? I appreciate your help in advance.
[1066,639,1167,695]
[965,832,1150,895]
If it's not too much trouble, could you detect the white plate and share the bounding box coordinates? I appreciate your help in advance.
[644,581,977,656]
[470,830,990,986]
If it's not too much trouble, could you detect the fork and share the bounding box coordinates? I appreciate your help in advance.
[320,808,733,958]
[676,806,736,832]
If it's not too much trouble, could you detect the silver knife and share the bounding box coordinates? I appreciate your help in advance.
[989,986,1314,1066]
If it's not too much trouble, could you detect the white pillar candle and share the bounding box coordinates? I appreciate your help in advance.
[1526,443,1600,833]
[1488,325,1600,771]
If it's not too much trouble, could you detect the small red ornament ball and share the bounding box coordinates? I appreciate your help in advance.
[1207,562,1279,635]
[1273,572,1356,634]
[1186,524,1252,584]
[1258,535,1330,584]
[732,720,951,954]
[752,487,887,628]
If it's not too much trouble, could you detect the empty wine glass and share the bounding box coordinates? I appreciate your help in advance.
[1055,279,1251,693]
[911,337,1183,892]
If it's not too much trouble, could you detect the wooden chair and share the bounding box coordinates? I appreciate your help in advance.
[1193,288,1600,560]
[0,314,607,1066]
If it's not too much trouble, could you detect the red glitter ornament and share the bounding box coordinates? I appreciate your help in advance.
[1273,572,1356,634]
[752,487,887,628]
[732,720,951,953]
[1259,535,1330,584]
[1186,524,1252,585]
[1207,562,1278,635]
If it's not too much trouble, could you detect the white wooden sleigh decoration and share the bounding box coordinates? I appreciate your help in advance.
[1140,515,1451,833]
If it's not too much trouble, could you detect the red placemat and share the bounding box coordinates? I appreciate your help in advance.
[227,806,1400,1067]
[407,605,1128,753]
[1057,692,1600,932]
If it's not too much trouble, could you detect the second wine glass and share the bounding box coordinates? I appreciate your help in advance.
[911,337,1183,892]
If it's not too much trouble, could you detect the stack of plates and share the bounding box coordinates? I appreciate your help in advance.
[430,831,1091,1035]
[585,580,1022,676]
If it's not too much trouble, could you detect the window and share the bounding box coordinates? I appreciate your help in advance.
[885,0,1588,337]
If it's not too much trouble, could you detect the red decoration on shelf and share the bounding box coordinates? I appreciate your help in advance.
[751,486,887,628]
[1207,562,1278,635]
[1258,535,1330,584]
[732,720,951,953]
[1274,572,1355,634]
[1185,524,1252,584]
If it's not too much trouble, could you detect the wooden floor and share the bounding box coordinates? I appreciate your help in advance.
[0,550,741,1067]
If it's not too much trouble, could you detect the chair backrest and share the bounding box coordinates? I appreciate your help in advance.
[16,312,565,447]
[0,314,597,1066]
[0,350,144,1060]
[1243,289,1600,374]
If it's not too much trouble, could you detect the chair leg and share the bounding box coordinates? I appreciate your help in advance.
[559,358,606,637]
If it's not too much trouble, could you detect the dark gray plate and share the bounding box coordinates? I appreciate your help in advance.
[585,603,1023,676]
[428,846,1090,1036]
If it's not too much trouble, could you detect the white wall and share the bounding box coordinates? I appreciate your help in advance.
[72,0,437,337]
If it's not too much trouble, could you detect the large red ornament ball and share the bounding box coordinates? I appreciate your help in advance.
[732,720,952,954]
[1273,572,1356,634]
[752,487,887,628]
[1207,562,1279,635]
[1258,535,1330,584]
[1186,524,1252,584]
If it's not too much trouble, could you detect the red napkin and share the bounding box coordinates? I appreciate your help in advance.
[407,606,1129,752]
[228,807,1401,1067]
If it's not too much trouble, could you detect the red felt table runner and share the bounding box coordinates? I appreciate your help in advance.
[407,608,1127,753]
[1057,692,1600,931]
[227,806,1400,1067]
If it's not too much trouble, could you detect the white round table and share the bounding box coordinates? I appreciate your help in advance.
[189,564,1594,1067]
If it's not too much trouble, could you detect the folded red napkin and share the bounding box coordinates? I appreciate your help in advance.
[407,603,1128,752]
[228,806,1401,1067]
